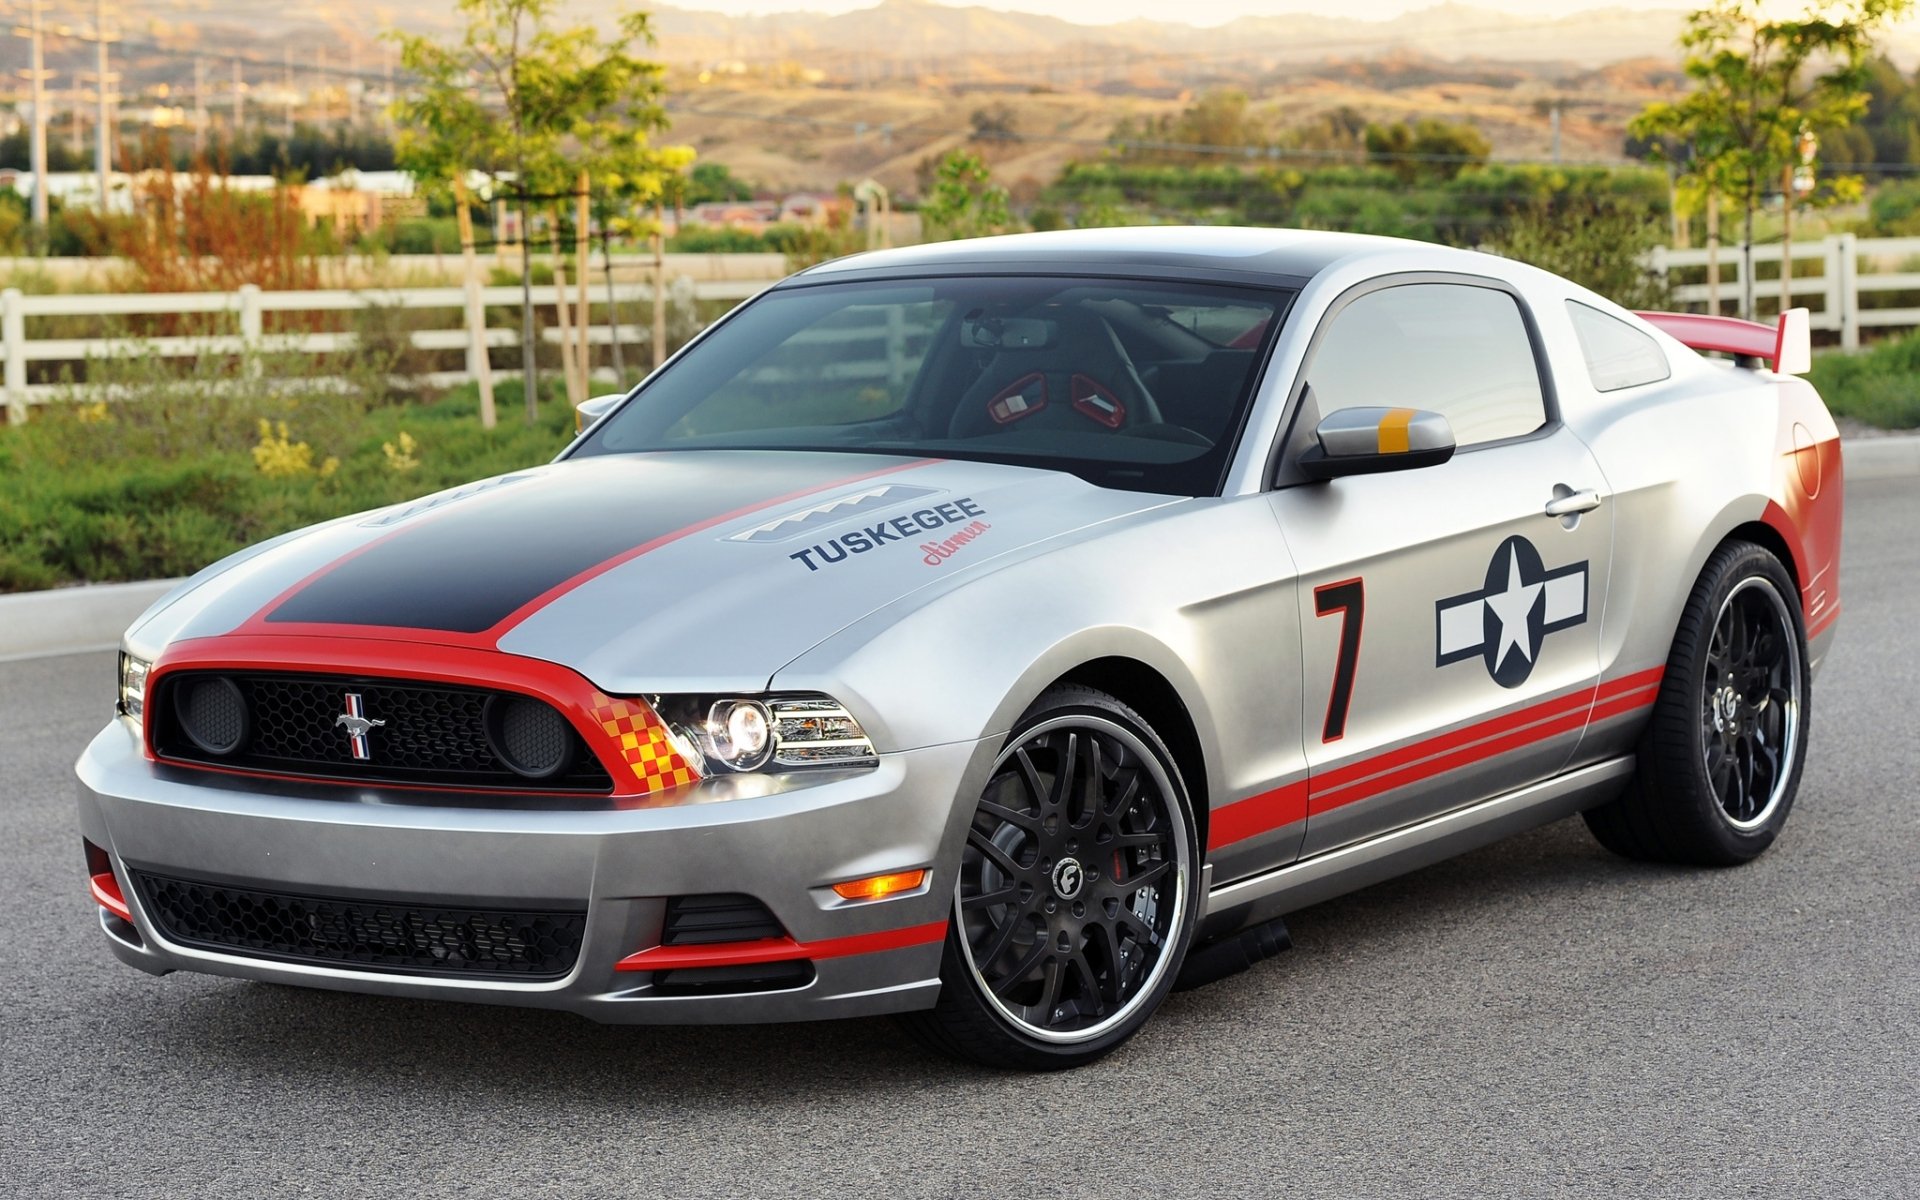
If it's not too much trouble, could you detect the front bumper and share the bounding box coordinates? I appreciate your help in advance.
[75,719,990,1024]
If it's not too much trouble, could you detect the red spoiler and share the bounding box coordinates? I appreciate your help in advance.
[1633,308,1812,376]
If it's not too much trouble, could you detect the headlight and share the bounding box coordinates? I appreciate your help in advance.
[653,693,877,774]
[117,652,151,720]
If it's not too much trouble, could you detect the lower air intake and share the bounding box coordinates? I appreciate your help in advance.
[661,893,785,945]
[133,872,586,981]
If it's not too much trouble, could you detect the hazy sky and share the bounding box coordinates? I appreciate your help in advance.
[676,0,1705,24]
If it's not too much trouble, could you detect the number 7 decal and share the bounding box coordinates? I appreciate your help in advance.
[1314,578,1365,743]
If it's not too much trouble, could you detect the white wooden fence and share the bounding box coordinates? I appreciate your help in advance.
[1650,233,1920,350]
[0,276,778,423]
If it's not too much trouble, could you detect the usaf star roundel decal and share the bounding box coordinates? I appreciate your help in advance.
[1435,536,1589,688]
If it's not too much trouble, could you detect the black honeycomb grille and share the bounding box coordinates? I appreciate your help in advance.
[132,872,587,980]
[152,672,613,793]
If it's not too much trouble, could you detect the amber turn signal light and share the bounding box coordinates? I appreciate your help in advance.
[831,869,927,902]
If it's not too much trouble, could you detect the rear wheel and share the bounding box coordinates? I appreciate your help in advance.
[1584,540,1810,865]
[903,686,1199,1070]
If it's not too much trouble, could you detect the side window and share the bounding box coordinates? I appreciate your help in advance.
[1568,300,1672,392]
[1306,283,1547,448]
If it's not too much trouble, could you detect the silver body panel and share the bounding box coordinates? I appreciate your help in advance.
[78,228,1843,1023]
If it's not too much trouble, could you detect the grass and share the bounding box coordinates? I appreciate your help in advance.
[1808,332,1920,431]
[0,376,579,592]
[2,314,1912,594]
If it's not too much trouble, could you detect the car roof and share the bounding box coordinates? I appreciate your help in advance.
[786,226,1498,290]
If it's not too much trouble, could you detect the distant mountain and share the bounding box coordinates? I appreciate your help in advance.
[643,1,1692,70]
[641,0,1920,72]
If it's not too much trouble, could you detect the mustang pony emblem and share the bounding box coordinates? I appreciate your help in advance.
[334,693,385,761]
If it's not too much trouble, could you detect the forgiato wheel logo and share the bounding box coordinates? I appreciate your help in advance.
[1052,857,1085,901]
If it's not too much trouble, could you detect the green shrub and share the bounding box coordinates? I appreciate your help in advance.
[0,378,579,591]
[668,225,776,253]
[1865,180,1920,236]
[1808,332,1920,429]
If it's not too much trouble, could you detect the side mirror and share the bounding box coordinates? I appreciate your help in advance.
[1298,406,1456,480]
[575,392,626,430]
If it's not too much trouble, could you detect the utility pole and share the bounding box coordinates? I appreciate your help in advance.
[91,0,117,211]
[316,46,327,126]
[193,57,206,157]
[1550,100,1562,166]
[232,58,244,134]
[12,0,54,227]
[283,44,293,141]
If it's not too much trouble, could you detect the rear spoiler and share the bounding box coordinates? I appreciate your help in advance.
[1632,308,1811,375]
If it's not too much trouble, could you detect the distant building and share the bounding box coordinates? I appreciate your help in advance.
[0,169,425,233]
[684,192,847,233]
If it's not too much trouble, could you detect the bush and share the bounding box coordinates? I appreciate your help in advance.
[1808,333,1920,429]
[668,225,777,253]
[1483,197,1671,309]
[1865,180,1920,236]
[0,377,580,591]
[378,217,465,256]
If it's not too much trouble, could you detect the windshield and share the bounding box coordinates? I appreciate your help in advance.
[571,275,1291,496]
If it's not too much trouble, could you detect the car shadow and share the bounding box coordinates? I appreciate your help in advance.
[132,814,1683,1098]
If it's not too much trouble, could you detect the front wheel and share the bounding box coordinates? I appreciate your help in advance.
[902,686,1200,1070]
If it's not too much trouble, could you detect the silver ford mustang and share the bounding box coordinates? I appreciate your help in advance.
[76,228,1844,1069]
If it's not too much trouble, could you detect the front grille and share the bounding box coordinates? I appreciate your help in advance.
[152,672,613,793]
[133,872,586,980]
[662,894,785,945]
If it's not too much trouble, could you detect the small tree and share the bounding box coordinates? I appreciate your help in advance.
[1630,0,1913,318]
[391,0,678,423]
[920,151,1013,242]
[1364,119,1492,183]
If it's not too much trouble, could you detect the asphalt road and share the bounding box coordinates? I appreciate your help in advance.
[5,478,1917,1200]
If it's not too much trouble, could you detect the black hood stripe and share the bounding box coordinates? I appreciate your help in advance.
[266,454,930,636]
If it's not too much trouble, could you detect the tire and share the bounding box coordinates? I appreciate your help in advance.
[901,685,1201,1070]
[1584,540,1811,866]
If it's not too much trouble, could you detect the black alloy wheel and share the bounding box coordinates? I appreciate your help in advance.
[1584,540,1811,865]
[1702,575,1803,829]
[904,686,1198,1070]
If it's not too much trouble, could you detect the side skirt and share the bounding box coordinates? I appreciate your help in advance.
[1201,755,1636,929]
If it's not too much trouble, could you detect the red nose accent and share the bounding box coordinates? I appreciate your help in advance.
[85,841,134,923]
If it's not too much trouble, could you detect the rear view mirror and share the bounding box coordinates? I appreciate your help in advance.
[961,314,1056,351]
[1299,406,1456,480]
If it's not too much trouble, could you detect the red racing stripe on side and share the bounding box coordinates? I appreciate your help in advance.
[614,920,948,972]
[1311,683,1660,815]
[1205,667,1665,852]
[1207,781,1310,852]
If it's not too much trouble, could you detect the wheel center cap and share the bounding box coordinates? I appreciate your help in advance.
[1051,857,1085,901]
[1713,686,1740,731]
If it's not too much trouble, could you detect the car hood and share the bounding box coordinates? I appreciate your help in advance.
[132,451,1179,692]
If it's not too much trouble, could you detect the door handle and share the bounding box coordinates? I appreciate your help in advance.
[1544,488,1603,518]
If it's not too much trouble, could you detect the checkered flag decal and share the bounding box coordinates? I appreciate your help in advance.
[587,693,700,794]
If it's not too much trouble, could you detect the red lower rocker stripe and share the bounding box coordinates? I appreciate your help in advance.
[615,920,948,973]
[1206,667,1664,852]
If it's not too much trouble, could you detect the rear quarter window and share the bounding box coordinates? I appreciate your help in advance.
[1568,301,1672,392]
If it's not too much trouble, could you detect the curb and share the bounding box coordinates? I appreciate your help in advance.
[0,434,1916,662]
[0,578,182,663]
[1843,434,1920,481]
